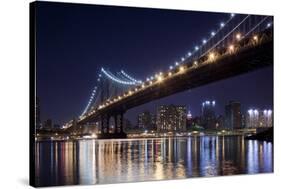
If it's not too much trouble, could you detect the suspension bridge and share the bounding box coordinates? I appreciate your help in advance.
[64,13,273,139]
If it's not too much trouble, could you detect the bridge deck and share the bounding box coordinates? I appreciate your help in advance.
[79,39,273,124]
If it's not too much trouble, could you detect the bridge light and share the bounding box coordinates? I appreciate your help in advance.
[236,33,241,41]
[179,66,185,72]
[150,81,153,85]
[193,61,198,67]
[220,22,225,28]
[211,31,216,36]
[159,72,163,75]
[253,35,258,41]
[118,96,121,100]
[231,13,235,17]
[168,72,172,76]
[129,90,133,95]
[181,57,185,61]
[175,61,179,66]
[194,46,199,51]
[146,78,150,81]
[202,39,207,44]
[267,23,272,28]
[157,75,163,82]
[135,88,138,92]
[169,66,173,70]
[228,44,234,53]
[208,52,216,61]
[188,52,192,57]
[142,84,145,88]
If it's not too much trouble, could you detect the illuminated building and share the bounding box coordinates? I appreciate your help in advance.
[246,109,273,128]
[225,101,242,129]
[201,100,216,129]
[156,105,186,132]
[187,110,192,120]
[216,115,224,129]
[138,111,153,129]
[186,110,193,128]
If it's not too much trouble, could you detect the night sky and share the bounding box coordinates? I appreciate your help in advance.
[36,2,273,125]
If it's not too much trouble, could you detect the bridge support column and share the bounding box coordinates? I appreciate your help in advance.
[100,115,104,134]
[100,114,110,134]
[97,112,127,139]
[113,112,124,134]
[120,113,124,133]
[106,114,110,134]
[114,114,118,134]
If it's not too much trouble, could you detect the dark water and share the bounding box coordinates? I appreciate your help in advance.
[35,136,273,187]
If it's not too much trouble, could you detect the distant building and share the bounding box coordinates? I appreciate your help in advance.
[35,97,41,129]
[187,110,192,120]
[216,115,224,129]
[246,109,273,128]
[241,114,246,128]
[186,110,193,128]
[123,118,133,132]
[225,101,242,129]
[156,105,186,132]
[201,100,216,129]
[138,111,153,130]
[151,114,157,130]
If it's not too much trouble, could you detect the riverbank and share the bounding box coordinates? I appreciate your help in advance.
[245,127,273,142]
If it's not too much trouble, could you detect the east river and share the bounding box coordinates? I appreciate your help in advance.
[35,135,273,187]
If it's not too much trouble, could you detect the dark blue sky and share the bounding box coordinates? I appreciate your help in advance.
[36,2,273,125]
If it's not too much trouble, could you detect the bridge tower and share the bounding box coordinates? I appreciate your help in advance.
[99,111,126,138]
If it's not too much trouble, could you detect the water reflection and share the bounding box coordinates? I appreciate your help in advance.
[35,136,273,187]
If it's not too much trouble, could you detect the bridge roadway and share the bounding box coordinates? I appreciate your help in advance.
[78,38,273,127]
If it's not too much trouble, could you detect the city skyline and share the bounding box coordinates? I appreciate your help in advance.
[134,100,272,129]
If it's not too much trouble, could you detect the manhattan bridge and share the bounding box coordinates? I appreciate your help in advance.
[63,13,273,139]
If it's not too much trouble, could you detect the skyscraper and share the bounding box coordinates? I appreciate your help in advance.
[246,109,273,128]
[156,105,186,132]
[138,111,153,130]
[201,100,216,129]
[225,101,242,129]
[186,110,193,128]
